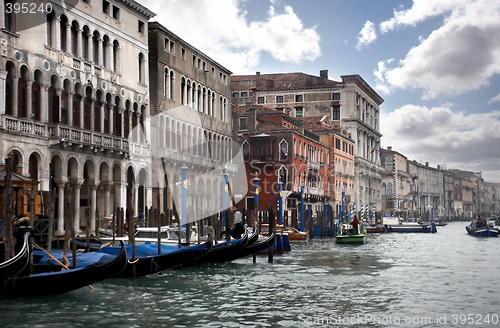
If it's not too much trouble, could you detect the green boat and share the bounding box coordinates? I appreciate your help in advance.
[335,223,367,244]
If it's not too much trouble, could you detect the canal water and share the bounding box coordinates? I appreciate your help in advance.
[1,221,499,327]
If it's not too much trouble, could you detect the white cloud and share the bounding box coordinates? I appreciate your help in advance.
[141,0,321,74]
[376,0,500,99]
[488,93,500,104]
[381,104,500,182]
[356,21,377,50]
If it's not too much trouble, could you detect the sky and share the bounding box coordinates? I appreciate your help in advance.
[141,0,500,183]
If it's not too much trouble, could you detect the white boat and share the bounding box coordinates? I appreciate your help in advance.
[98,225,198,245]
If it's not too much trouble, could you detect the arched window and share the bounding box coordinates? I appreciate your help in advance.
[104,93,111,134]
[82,26,91,61]
[242,141,250,161]
[164,68,169,97]
[61,80,71,124]
[18,66,29,118]
[60,15,69,52]
[84,86,92,129]
[73,83,81,127]
[138,53,145,83]
[94,90,102,132]
[103,35,110,68]
[71,21,79,56]
[46,11,56,47]
[279,139,288,161]
[387,183,393,195]
[124,100,130,137]
[113,40,120,73]
[381,183,387,196]
[114,96,121,136]
[32,70,43,121]
[180,77,186,105]
[5,61,15,115]
[169,71,174,100]
[48,75,59,123]
[93,31,100,64]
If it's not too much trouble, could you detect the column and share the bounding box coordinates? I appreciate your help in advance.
[11,77,19,117]
[158,187,164,214]
[109,103,114,135]
[99,102,104,133]
[26,80,33,119]
[73,179,83,234]
[118,106,124,138]
[87,34,93,62]
[98,39,103,66]
[41,84,48,122]
[77,29,83,58]
[56,89,62,123]
[106,42,113,70]
[90,183,99,234]
[65,24,71,54]
[55,18,61,50]
[54,179,67,236]
[104,182,112,217]
[67,91,73,126]
[79,95,84,128]
[128,109,133,140]
[133,184,139,217]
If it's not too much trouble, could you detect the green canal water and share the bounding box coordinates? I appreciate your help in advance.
[1,221,499,327]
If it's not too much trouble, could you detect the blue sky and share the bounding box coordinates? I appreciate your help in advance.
[142,0,500,182]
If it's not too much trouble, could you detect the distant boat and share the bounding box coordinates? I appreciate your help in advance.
[383,217,437,233]
[335,223,367,244]
[2,241,127,298]
[0,233,30,281]
[466,222,499,237]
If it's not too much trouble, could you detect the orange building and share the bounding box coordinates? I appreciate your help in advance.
[232,105,330,219]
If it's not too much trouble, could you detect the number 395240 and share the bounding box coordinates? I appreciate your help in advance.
[6,2,53,14]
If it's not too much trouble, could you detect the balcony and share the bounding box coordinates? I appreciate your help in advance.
[2,116,131,153]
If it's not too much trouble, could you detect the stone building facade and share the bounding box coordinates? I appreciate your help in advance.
[1,0,155,235]
[147,22,235,222]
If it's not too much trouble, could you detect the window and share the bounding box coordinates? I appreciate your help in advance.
[295,94,303,102]
[276,95,284,103]
[385,156,393,171]
[332,93,340,101]
[102,0,110,14]
[112,5,120,20]
[182,48,186,60]
[295,107,303,117]
[138,20,145,33]
[242,142,250,161]
[332,105,340,120]
[193,55,197,66]
[279,140,288,161]
[232,92,239,98]
[240,91,248,97]
[335,138,341,150]
[257,96,265,104]
[211,67,215,78]
[276,108,284,113]
[239,117,247,130]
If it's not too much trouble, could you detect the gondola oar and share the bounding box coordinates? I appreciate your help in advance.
[33,242,93,290]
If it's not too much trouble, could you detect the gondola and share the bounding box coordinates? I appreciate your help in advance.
[1,241,127,298]
[180,227,250,267]
[97,233,213,277]
[0,233,30,281]
[217,231,276,262]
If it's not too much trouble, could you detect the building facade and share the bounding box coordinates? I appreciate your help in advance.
[147,21,235,222]
[231,71,384,214]
[1,0,155,235]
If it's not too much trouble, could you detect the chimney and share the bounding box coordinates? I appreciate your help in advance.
[320,70,328,79]
[256,72,261,89]
[387,146,392,151]
[248,107,257,133]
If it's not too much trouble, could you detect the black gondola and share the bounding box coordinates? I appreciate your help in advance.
[0,233,30,281]
[217,232,276,263]
[1,241,127,298]
[98,233,213,277]
[180,227,250,268]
